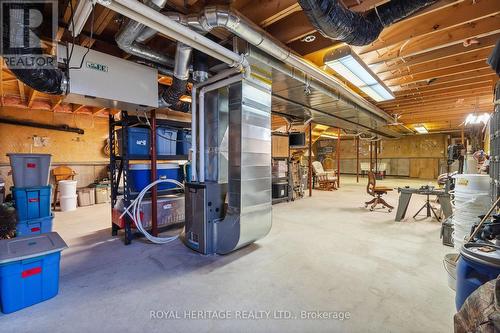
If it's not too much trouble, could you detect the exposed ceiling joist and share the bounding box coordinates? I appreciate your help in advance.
[357,0,500,55]
[362,15,500,65]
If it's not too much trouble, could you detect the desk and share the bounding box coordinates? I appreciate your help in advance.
[395,187,453,222]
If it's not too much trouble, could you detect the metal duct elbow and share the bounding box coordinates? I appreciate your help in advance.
[160,43,192,109]
[115,0,174,67]
[4,3,66,95]
[297,0,438,46]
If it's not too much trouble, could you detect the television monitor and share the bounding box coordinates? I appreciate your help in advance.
[289,132,306,147]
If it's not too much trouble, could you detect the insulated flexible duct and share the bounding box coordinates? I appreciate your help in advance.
[3,3,66,94]
[297,0,438,46]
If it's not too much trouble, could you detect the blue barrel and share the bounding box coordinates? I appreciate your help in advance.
[456,242,500,310]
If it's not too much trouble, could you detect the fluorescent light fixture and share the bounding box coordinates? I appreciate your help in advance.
[414,124,428,134]
[465,113,490,126]
[68,0,94,38]
[324,46,395,102]
[321,133,338,139]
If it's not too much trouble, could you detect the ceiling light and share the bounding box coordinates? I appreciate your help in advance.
[465,113,490,126]
[323,46,395,102]
[414,124,428,134]
[68,0,94,38]
[321,133,338,139]
[301,35,316,43]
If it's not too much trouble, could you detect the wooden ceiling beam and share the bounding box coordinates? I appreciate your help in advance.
[394,82,494,98]
[392,102,493,115]
[27,89,37,108]
[358,0,500,55]
[265,11,315,44]
[92,107,107,115]
[361,15,500,65]
[17,81,25,103]
[375,32,500,72]
[381,92,493,109]
[72,104,86,113]
[384,99,493,114]
[378,47,493,79]
[393,71,497,92]
[238,0,300,27]
[386,60,490,86]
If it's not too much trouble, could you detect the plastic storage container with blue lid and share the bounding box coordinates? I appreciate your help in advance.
[456,242,500,310]
[128,163,182,192]
[0,232,67,313]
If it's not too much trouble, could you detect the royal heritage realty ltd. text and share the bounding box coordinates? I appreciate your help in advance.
[150,310,351,321]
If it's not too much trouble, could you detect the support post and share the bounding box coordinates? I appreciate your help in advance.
[375,140,378,173]
[337,128,340,188]
[369,142,373,172]
[150,109,158,237]
[308,122,312,197]
[356,136,359,183]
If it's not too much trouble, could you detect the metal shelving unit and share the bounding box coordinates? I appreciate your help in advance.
[109,111,190,245]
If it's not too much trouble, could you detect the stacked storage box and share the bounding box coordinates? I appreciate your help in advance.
[7,154,53,237]
[116,126,178,157]
[0,232,67,313]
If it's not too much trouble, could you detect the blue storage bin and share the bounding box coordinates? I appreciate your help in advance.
[117,127,150,156]
[129,163,182,192]
[0,232,67,314]
[156,127,177,156]
[16,215,54,237]
[12,186,51,221]
[456,243,500,310]
[176,130,191,155]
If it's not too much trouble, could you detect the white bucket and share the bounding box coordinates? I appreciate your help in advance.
[444,253,458,291]
[60,195,77,212]
[452,174,490,193]
[59,180,77,197]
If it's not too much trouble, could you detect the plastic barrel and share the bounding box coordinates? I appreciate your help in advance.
[60,195,77,212]
[58,180,77,197]
[456,243,500,310]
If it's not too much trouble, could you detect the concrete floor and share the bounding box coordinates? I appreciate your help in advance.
[2,176,455,332]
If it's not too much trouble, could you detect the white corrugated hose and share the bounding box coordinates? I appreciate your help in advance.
[120,179,184,244]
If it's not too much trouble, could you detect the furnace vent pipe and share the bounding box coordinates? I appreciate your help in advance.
[99,0,249,72]
[297,0,438,46]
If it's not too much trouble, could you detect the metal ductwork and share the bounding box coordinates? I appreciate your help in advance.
[183,59,273,255]
[297,0,438,46]
[115,0,174,67]
[159,42,192,108]
[117,6,194,111]
[3,2,67,95]
[190,6,393,124]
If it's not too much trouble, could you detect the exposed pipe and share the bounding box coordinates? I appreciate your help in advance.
[159,42,192,108]
[191,6,393,124]
[298,0,438,46]
[4,2,67,94]
[115,0,175,67]
[98,0,249,72]
[0,117,83,134]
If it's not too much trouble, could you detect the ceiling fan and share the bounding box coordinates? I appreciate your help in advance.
[386,114,404,126]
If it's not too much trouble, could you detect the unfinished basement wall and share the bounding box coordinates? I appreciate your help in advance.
[315,134,448,180]
[0,106,109,193]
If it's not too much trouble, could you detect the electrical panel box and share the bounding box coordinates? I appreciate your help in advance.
[57,44,158,111]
